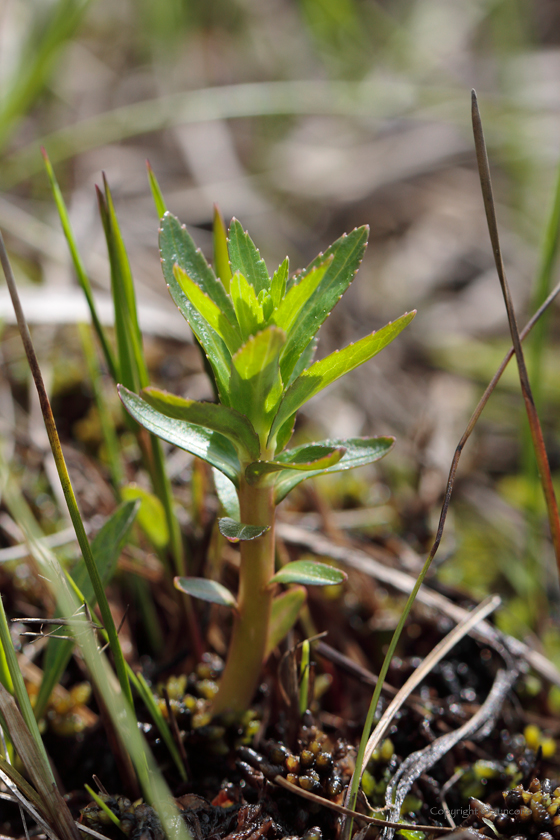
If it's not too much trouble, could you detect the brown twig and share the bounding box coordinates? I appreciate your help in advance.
[273,775,454,833]
[471,89,560,580]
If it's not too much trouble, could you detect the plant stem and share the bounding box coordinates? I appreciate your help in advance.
[211,478,276,715]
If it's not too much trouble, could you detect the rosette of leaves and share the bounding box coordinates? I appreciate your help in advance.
[119,205,415,714]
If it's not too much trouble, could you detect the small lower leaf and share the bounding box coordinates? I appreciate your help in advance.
[212,469,240,520]
[246,445,345,484]
[266,586,307,657]
[218,517,270,543]
[174,577,237,609]
[269,560,347,587]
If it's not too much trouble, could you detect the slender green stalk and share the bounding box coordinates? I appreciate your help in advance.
[472,90,560,580]
[211,477,276,715]
[0,231,133,708]
[43,150,118,381]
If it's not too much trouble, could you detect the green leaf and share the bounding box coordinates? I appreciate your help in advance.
[246,443,345,484]
[229,326,286,441]
[270,560,347,587]
[174,576,237,609]
[142,387,260,461]
[173,264,242,355]
[275,436,395,502]
[159,212,234,402]
[43,150,118,382]
[266,586,306,657]
[280,226,369,382]
[213,205,232,292]
[122,484,169,549]
[286,336,319,388]
[118,386,241,485]
[271,257,289,308]
[271,257,332,335]
[36,500,139,721]
[147,161,167,218]
[218,517,270,542]
[230,271,266,340]
[97,177,149,393]
[274,413,297,454]
[270,311,415,442]
[212,469,240,520]
[228,218,270,294]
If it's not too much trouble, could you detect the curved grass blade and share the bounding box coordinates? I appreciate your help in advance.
[472,90,560,579]
[279,226,368,382]
[246,444,345,484]
[128,669,187,782]
[228,218,270,293]
[122,485,169,549]
[143,387,260,460]
[271,312,415,442]
[119,386,241,484]
[96,181,146,394]
[275,436,394,502]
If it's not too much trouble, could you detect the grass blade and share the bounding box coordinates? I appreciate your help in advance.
[471,90,560,580]
[0,231,133,707]
[42,150,118,381]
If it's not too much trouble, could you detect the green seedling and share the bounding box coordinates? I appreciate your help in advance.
[119,197,415,714]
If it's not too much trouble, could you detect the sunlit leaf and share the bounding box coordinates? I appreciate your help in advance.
[218,517,270,542]
[269,560,347,587]
[270,312,415,442]
[174,576,237,609]
[173,264,242,354]
[122,484,169,549]
[213,205,233,292]
[271,257,332,335]
[160,212,233,401]
[143,386,260,460]
[280,226,368,382]
[275,436,395,502]
[119,386,241,484]
[228,218,270,294]
[147,160,166,218]
[271,257,289,308]
[230,271,266,340]
[266,586,306,657]
[286,336,319,388]
[246,443,345,484]
[229,326,286,440]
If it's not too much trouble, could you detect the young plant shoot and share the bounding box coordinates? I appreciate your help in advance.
[119,205,415,714]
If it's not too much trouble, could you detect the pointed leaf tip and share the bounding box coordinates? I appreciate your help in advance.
[174,577,237,609]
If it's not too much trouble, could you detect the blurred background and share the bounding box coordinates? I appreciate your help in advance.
[1,0,560,666]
